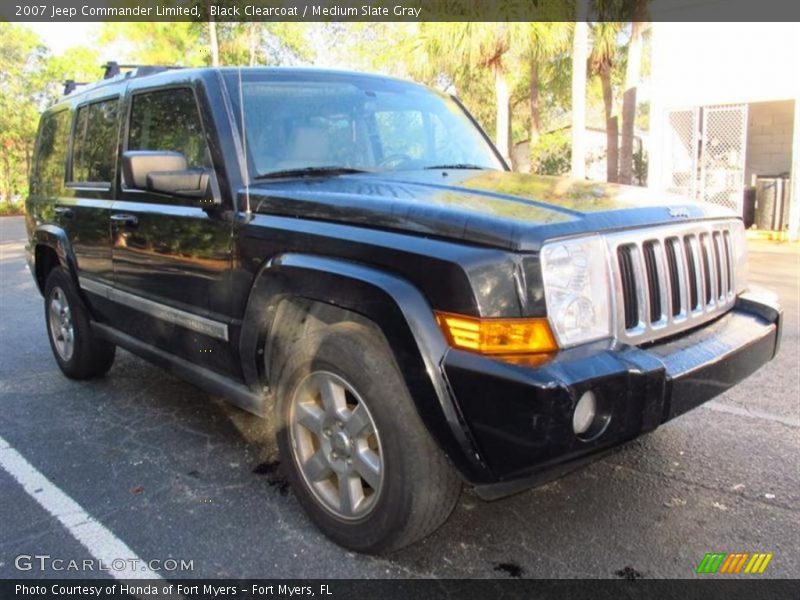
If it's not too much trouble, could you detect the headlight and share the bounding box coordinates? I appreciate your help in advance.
[730,219,748,294]
[541,235,612,347]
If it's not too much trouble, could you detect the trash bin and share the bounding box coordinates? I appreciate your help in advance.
[754,176,791,231]
[742,187,756,228]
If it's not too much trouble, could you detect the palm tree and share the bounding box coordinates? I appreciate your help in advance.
[571,2,590,179]
[415,23,517,162]
[526,23,572,144]
[590,21,623,182]
[208,20,220,66]
[619,1,649,184]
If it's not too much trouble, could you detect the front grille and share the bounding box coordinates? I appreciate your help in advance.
[609,221,739,344]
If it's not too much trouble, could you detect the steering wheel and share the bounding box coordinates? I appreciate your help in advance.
[378,153,414,169]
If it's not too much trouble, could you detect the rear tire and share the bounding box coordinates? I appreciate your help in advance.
[276,321,461,553]
[44,267,116,379]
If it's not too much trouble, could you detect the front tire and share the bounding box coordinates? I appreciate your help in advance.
[44,267,116,379]
[276,321,461,553]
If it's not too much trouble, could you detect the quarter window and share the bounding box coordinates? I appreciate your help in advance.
[70,99,119,183]
[127,89,210,170]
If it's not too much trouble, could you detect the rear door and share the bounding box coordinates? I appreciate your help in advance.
[60,96,119,321]
[108,86,236,375]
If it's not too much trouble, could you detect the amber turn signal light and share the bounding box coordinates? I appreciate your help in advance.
[434,311,559,355]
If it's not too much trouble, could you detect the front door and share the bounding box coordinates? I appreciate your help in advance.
[109,86,235,375]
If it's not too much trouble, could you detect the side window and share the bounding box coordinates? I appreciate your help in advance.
[127,88,210,170]
[70,98,119,184]
[35,110,71,195]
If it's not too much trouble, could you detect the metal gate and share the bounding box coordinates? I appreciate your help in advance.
[664,108,700,199]
[699,104,748,212]
[663,104,748,214]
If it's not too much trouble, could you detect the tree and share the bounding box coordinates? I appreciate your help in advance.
[208,20,220,67]
[619,1,649,184]
[100,23,207,66]
[526,23,572,144]
[0,24,47,203]
[410,23,521,163]
[571,2,590,179]
[590,20,623,182]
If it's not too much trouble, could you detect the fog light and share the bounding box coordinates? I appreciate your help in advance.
[572,391,597,435]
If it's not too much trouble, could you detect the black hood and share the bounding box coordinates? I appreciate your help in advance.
[247,170,735,251]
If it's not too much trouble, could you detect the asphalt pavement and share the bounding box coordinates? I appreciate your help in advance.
[1,215,798,579]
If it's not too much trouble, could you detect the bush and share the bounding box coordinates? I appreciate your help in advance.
[0,201,25,216]
[530,130,571,176]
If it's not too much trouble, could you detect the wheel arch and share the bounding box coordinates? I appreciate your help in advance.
[31,225,79,295]
[238,253,490,483]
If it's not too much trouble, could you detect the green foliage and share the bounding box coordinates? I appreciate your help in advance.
[100,23,208,66]
[633,145,648,186]
[530,130,572,176]
[99,22,311,67]
[0,23,47,203]
[0,201,25,216]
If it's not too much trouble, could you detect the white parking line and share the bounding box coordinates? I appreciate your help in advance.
[702,401,800,428]
[0,435,162,580]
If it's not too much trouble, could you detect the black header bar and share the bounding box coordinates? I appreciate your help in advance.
[3,0,800,22]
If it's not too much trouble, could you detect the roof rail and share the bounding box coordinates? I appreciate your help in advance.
[59,62,185,99]
[102,61,181,80]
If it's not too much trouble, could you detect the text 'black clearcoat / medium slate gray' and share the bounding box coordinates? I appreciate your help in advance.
[26,66,782,553]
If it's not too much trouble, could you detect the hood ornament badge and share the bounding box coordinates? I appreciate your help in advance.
[668,207,691,218]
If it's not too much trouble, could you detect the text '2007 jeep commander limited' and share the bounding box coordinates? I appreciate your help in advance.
[26,65,781,553]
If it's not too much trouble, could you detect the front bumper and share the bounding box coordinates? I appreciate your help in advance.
[443,290,781,500]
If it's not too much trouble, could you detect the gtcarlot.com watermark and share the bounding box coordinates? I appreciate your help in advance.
[15,554,194,572]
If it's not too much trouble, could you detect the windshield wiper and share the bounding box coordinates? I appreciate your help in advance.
[423,163,490,170]
[253,166,370,180]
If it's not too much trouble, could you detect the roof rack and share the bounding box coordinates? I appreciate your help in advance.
[60,62,185,98]
[102,61,181,80]
[63,80,89,95]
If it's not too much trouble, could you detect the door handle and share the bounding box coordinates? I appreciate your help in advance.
[54,206,74,219]
[110,214,138,227]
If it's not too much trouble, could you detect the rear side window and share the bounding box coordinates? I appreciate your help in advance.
[127,88,210,169]
[70,98,119,184]
[34,110,71,195]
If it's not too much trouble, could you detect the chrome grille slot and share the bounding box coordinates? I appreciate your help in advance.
[664,237,683,318]
[607,220,740,345]
[617,245,638,330]
[684,236,700,311]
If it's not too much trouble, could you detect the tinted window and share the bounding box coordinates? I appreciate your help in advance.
[226,75,503,177]
[71,99,119,183]
[35,110,71,194]
[127,89,209,169]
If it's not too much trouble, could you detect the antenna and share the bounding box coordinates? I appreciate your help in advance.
[238,67,251,220]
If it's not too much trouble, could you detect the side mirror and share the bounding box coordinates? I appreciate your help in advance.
[146,169,214,205]
[121,150,219,207]
[122,151,187,189]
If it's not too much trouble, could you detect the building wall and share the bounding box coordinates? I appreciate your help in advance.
[648,23,800,238]
[746,100,795,183]
[649,23,800,108]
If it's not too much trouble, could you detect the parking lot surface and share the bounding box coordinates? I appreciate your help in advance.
[1,215,798,579]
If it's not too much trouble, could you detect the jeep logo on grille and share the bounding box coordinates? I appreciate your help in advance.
[668,207,691,218]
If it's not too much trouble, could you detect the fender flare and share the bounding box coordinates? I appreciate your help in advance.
[30,224,80,292]
[238,253,490,483]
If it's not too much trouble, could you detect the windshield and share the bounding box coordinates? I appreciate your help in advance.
[224,70,504,179]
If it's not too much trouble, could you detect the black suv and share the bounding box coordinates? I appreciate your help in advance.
[26,66,781,553]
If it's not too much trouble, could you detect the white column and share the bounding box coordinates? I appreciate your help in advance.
[789,98,800,241]
[647,23,664,193]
